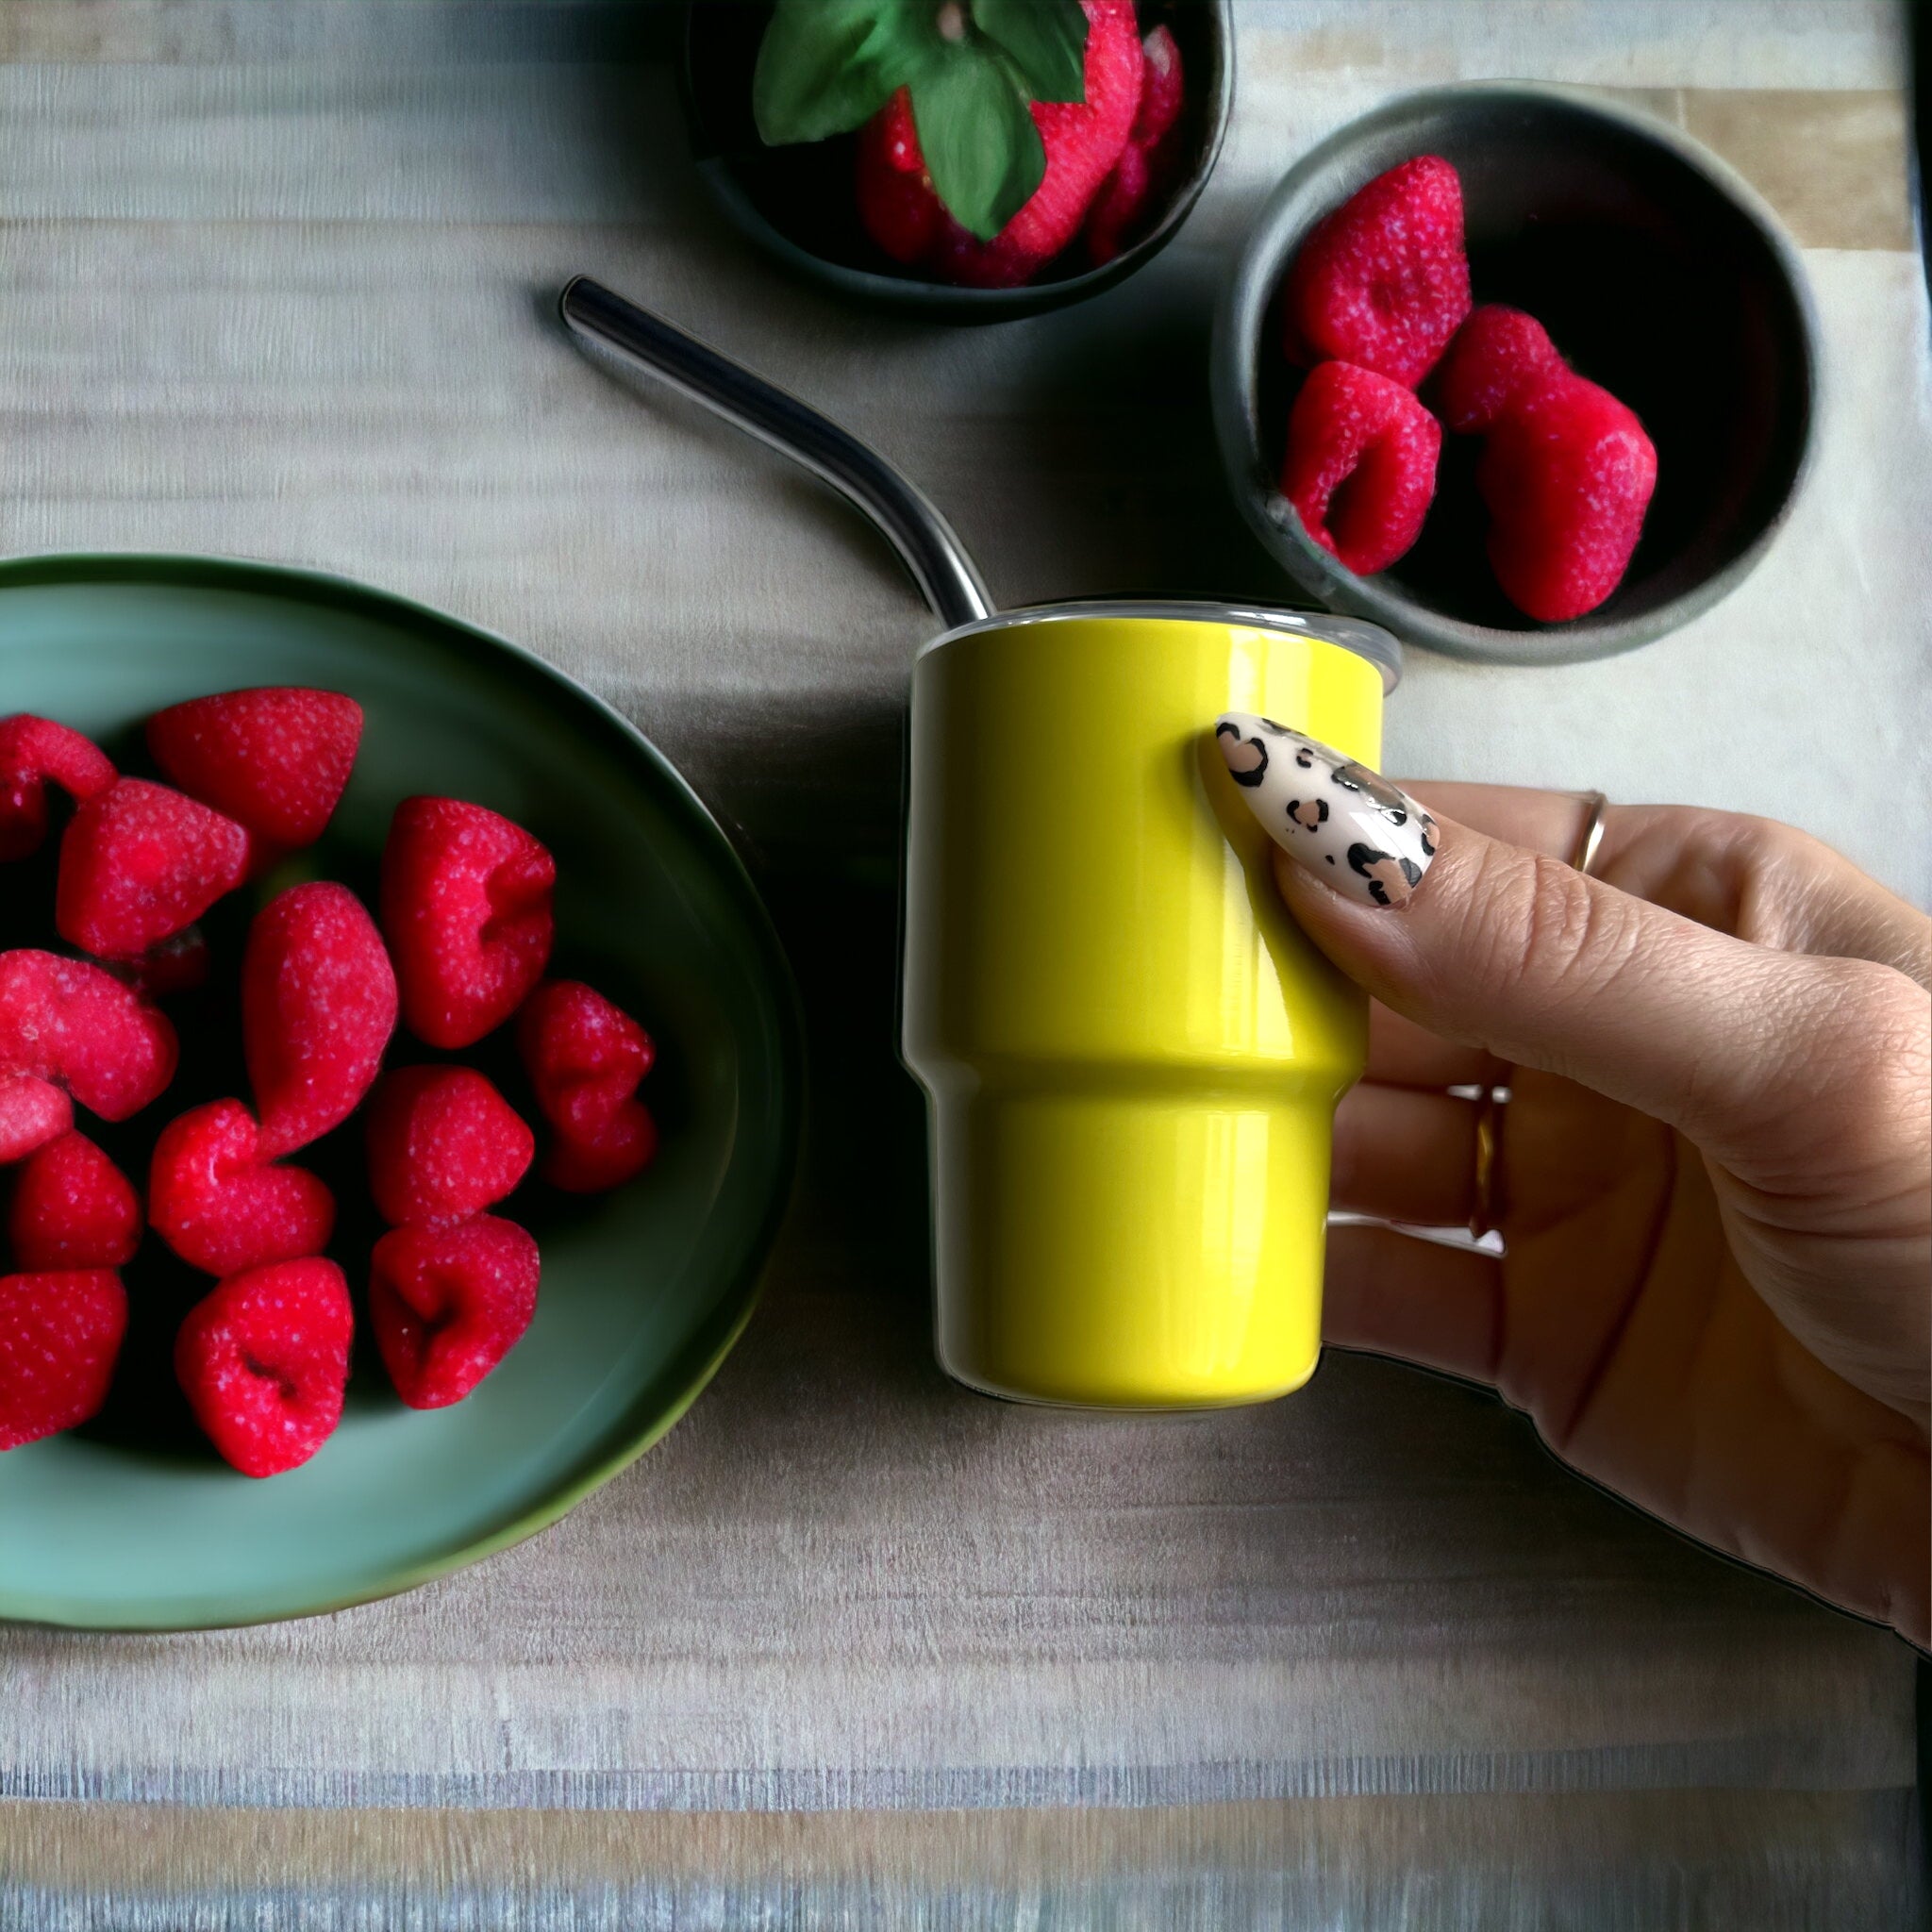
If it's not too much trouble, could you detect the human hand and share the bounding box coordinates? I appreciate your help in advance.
[1214,715,1931,1646]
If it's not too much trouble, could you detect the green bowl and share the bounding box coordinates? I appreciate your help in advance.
[0,555,802,1629]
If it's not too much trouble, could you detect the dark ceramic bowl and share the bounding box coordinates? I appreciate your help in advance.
[1211,84,1819,665]
[682,0,1234,323]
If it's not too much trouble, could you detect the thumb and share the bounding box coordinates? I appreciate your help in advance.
[1213,714,1818,1157]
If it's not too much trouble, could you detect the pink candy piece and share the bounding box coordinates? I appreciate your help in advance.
[1432,305,1565,435]
[1084,24,1186,266]
[364,1064,534,1228]
[57,778,249,960]
[0,1268,126,1450]
[1281,359,1441,576]
[1478,372,1658,623]
[175,1257,352,1476]
[380,796,555,1050]
[147,687,363,853]
[9,1130,142,1269]
[0,1074,73,1165]
[148,1098,336,1278]
[370,1213,540,1409]
[242,883,398,1159]
[516,978,658,1193]
[1284,156,1472,389]
[0,948,177,1125]
[0,715,116,863]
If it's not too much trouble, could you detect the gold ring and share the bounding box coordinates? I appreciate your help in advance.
[1469,1086,1506,1241]
[1570,790,1609,876]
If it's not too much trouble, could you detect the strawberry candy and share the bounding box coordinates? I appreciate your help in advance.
[147,687,362,855]
[149,1098,335,1278]
[856,0,1143,289]
[380,796,555,1050]
[1284,156,1472,389]
[0,1074,72,1165]
[9,1131,141,1270]
[1478,372,1657,623]
[1080,137,1152,272]
[1432,304,1564,435]
[0,1268,126,1449]
[243,882,398,1159]
[0,949,177,1126]
[1084,24,1185,266]
[516,978,658,1193]
[0,955,60,1086]
[0,715,115,863]
[364,1065,534,1228]
[175,1257,352,1476]
[541,1115,657,1194]
[851,92,941,267]
[1131,24,1185,148]
[1281,359,1441,575]
[57,777,249,960]
[370,1213,540,1408]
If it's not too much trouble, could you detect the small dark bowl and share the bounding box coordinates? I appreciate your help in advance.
[681,0,1233,323]
[1211,84,1819,665]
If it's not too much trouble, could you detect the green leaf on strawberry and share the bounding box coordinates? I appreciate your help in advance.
[753,0,913,147]
[907,43,1047,240]
[971,0,1088,105]
[753,0,1090,242]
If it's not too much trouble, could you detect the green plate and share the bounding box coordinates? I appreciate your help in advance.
[0,555,802,1629]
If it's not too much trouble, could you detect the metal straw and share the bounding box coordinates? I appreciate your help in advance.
[558,275,994,631]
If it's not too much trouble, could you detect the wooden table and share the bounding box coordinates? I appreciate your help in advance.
[1,3,1924,1924]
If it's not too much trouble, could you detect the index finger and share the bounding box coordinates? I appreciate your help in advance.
[1397,782,1931,984]
[1360,783,1599,1091]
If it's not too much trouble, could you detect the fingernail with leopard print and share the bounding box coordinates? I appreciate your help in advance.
[1212,713,1437,909]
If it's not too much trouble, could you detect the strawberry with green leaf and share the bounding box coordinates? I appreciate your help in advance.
[755,0,1147,289]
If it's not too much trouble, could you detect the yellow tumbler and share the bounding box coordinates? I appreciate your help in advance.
[901,601,1400,1409]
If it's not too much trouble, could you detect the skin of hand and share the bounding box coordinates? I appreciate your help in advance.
[1217,729,1930,1646]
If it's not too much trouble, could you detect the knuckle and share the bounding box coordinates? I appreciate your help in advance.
[1420,842,1654,1080]
[1508,851,1635,1002]
[1736,814,1823,874]
[1812,957,1928,1058]
[1786,957,1932,1151]
[1616,808,1843,947]
[1731,816,1843,946]
[1428,841,1636,1022]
